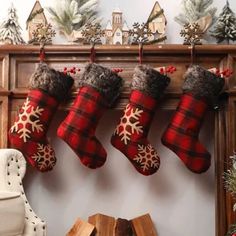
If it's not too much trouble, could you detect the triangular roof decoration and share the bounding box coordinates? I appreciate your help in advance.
[26,0,47,29]
[148,1,166,23]
[112,26,122,36]
[122,21,129,31]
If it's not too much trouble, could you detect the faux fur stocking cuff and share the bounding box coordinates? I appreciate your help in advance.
[29,63,74,102]
[78,63,123,106]
[182,65,225,104]
[131,65,170,99]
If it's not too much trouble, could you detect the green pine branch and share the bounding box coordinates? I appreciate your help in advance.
[47,0,99,37]
[175,0,217,26]
[226,224,236,236]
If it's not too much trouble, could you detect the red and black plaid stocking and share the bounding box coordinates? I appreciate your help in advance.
[57,63,123,169]
[111,65,170,176]
[161,65,225,173]
[9,63,74,172]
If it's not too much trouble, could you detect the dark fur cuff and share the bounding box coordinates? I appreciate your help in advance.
[182,65,225,104]
[131,65,170,99]
[78,63,123,106]
[29,63,74,101]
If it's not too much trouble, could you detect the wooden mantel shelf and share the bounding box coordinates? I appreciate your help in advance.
[0,44,236,54]
[0,44,236,236]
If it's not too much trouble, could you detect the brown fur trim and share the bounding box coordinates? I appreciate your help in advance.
[29,63,74,101]
[78,63,123,106]
[131,65,170,99]
[183,65,225,104]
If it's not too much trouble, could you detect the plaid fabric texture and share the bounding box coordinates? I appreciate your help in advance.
[9,89,59,172]
[161,93,210,173]
[111,90,160,176]
[57,86,107,169]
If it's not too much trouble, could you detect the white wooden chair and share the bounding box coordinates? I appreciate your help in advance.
[0,149,46,236]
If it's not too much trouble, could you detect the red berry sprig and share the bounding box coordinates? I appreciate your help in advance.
[159,65,177,75]
[212,68,233,78]
[63,66,81,76]
[221,69,233,78]
[112,68,123,73]
[166,65,177,74]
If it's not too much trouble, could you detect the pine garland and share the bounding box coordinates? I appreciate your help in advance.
[224,168,236,195]
[224,153,236,236]
[226,224,236,236]
[211,0,236,44]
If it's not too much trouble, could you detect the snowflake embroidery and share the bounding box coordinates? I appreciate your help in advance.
[10,98,44,142]
[134,144,160,171]
[32,144,56,171]
[114,104,143,145]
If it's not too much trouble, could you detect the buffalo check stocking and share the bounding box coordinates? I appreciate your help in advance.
[57,86,107,169]
[9,89,58,172]
[161,93,210,173]
[161,64,225,174]
[111,90,160,176]
[9,63,74,172]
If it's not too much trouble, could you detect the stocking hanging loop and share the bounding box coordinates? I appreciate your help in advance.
[90,42,96,63]
[139,43,143,65]
[39,42,46,63]
[190,43,195,65]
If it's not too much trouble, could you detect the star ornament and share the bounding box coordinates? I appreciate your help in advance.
[180,22,203,45]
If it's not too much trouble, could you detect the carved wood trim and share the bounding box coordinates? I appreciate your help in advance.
[215,105,227,236]
[0,45,235,235]
[0,54,9,91]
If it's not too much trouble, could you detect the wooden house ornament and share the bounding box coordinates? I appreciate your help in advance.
[147,1,167,42]
[104,7,130,45]
[26,0,47,41]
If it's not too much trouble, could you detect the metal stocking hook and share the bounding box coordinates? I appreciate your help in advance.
[81,23,105,63]
[39,42,46,63]
[90,42,96,63]
[139,43,144,65]
[190,43,195,65]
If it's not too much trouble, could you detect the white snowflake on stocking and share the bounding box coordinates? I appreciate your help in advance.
[10,98,44,142]
[114,104,143,145]
[134,144,160,171]
[32,144,56,171]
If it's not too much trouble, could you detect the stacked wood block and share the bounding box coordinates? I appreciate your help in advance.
[66,218,95,236]
[131,214,158,236]
[66,213,157,236]
[88,214,116,235]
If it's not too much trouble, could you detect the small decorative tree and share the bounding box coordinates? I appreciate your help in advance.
[211,0,236,44]
[175,0,217,25]
[0,3,25,45]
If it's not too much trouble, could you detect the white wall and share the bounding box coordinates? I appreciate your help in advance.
[0,0,227,235]
[24,110,215,236]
